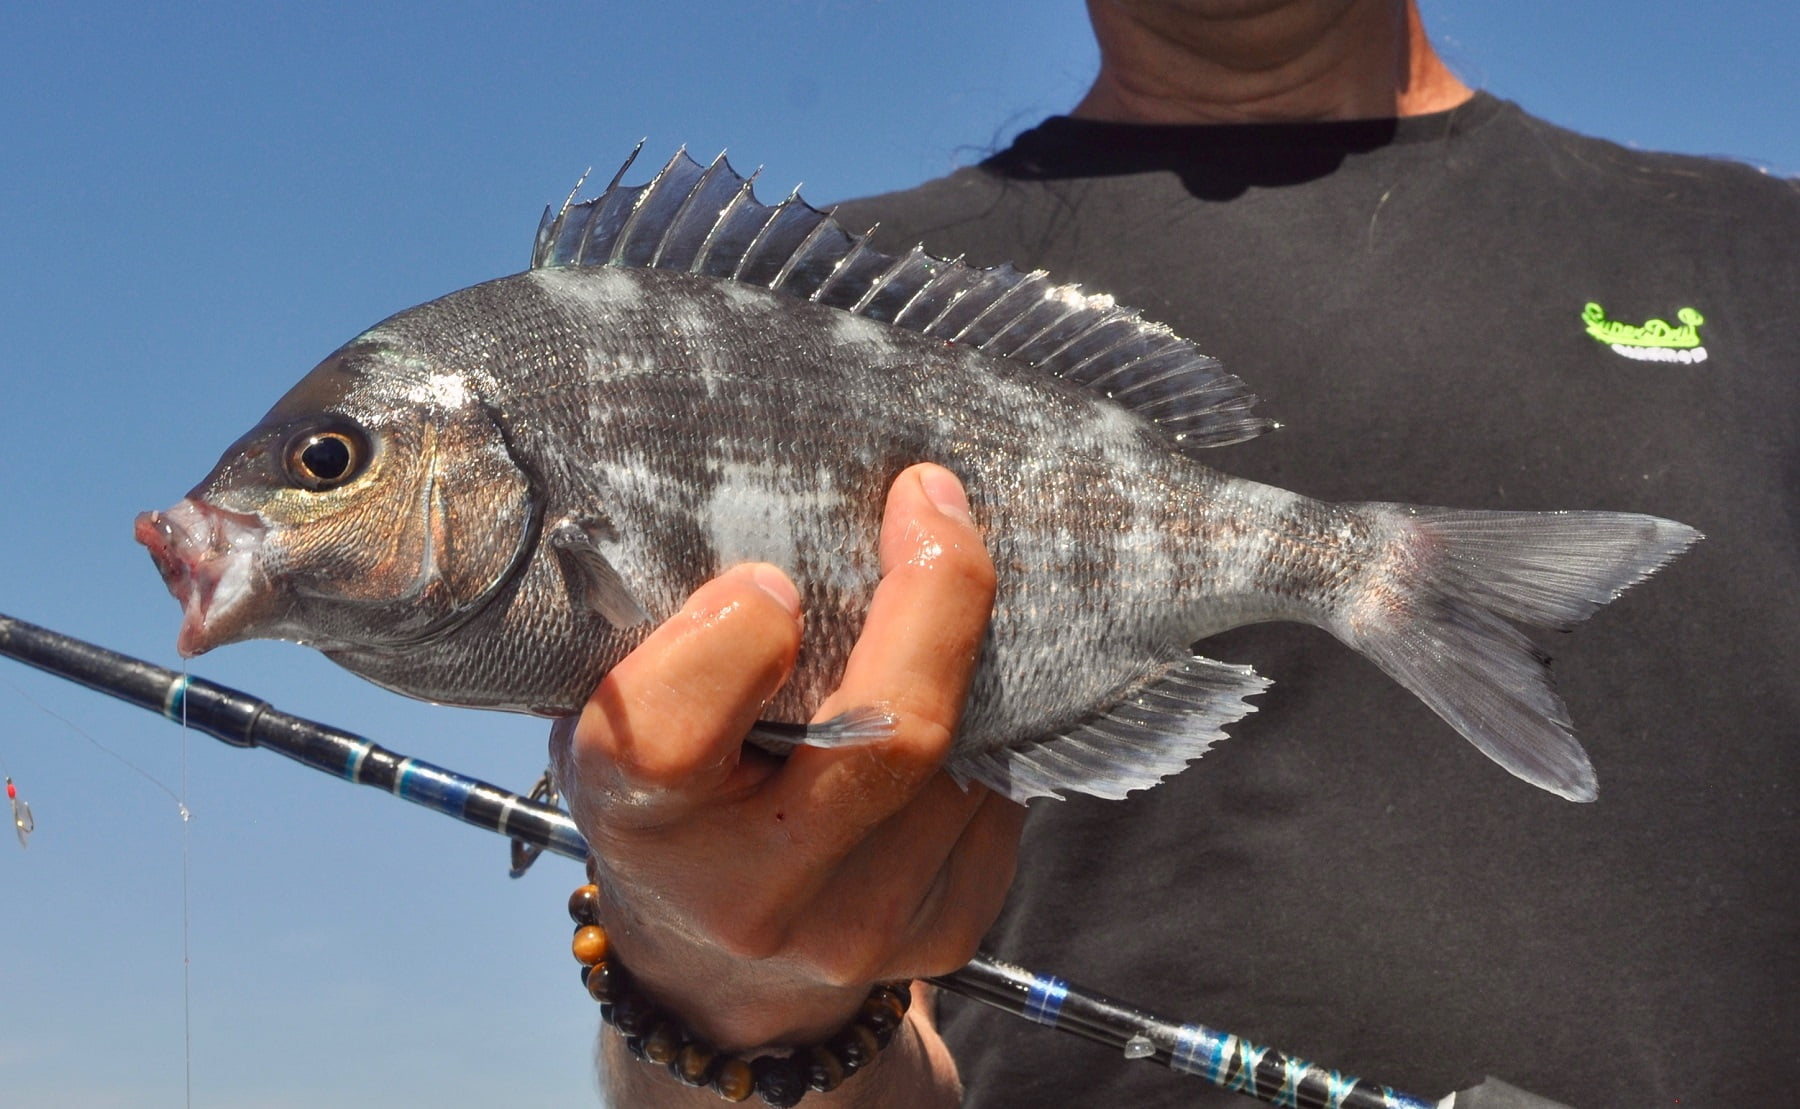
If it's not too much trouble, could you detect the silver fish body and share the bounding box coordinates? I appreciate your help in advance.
[137,152,1698,804]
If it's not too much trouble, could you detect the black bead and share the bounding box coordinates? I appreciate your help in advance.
[612,991,657,1037]
[861,1000,900,1029]
[828,1039,863,1075]
[865,1018,896,1049]
[622,1034,648,1061]
[751,1054,808,1107]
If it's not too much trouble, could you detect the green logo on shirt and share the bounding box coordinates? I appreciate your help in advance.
[1582,302,1708,364]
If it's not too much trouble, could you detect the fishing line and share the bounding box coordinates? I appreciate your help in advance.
[1,672,185,808]
[0,747,32,848]
[2,666,194,1103]
[179,665,194,1109]
[1,612,1575,1108]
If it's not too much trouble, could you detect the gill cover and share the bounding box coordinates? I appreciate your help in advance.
[192,344,540,652]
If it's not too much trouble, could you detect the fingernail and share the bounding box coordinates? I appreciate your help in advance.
[917,464,972,524]
[746,563,801,617]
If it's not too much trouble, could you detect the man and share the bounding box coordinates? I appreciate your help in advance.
[553,2,1798,1104]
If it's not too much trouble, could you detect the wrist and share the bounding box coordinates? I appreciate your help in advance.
[571,880,913,1105]
[601,1000,950,1109]
[594,892,871,1051]
[644,981,879,1058]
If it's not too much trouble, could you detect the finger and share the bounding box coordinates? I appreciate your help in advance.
[899,789,1025,974]
[864,788,1024,982]
[556,562,803,826]
[773,463,997,834]
[792,778,1025,985]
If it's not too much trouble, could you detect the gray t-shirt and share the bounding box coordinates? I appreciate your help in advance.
[836,93,1799,1106]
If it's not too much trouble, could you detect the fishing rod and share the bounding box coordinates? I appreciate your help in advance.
[0,611,1566,1109]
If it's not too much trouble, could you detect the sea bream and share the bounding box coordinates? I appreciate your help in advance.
[135,149,1699,804]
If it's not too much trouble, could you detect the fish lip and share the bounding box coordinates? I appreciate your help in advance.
[134,499,270,657]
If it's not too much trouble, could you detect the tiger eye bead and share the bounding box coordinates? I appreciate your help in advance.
[643,1020,684,1065]
[672,1042,718,1087]
[568,883,601,926]
[829,1022,880,1073]
[751,1055,807,1107]
[858,995,903,1045]
[584,961,622,1003]
[804,1044,846,1093]
[565,889,909,1103]
[571,924,609,966]
[875,982,911,1014]
[868,987,906,1019]
[711,1057,755,1102]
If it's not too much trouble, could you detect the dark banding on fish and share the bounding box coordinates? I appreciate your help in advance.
[138,149,1699,804]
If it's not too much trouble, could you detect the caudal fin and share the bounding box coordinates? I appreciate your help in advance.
[1334,506,1700,801]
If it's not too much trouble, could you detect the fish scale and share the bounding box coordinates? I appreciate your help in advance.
[136,149,1698,804]
[492,267,1196,733]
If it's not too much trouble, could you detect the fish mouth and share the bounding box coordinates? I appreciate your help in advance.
[134,499,270,657]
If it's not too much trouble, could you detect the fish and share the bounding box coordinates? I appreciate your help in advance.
[135,148,1700,805]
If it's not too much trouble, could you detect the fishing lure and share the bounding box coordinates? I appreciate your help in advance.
[7,776,32,848]
[0,611,1578,1107]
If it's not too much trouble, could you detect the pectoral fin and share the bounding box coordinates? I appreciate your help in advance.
[548,516,651,628]
[746,708,898,752]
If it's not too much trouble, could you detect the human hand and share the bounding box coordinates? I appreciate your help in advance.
[549,462,1023,1053]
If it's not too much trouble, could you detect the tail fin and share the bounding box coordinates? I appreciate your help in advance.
[1333,506,1701,801]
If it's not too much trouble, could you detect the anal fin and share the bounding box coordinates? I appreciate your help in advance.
[951,656,1270,804]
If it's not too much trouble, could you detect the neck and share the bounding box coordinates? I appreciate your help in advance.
[1072,0,1473,124]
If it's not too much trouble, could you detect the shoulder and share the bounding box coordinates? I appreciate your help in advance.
[831,164,1040,265]
[832,166,1003,230]
[1490,100,1800,226]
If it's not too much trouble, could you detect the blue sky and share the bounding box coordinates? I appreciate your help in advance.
[0,3,1793,1106]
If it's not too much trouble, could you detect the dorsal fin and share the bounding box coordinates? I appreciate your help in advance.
[533,149,1275,450]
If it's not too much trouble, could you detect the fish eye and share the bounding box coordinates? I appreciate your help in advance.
[284,425,369,491]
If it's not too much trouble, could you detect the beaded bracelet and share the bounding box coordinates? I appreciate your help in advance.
[569,880,911,1106]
